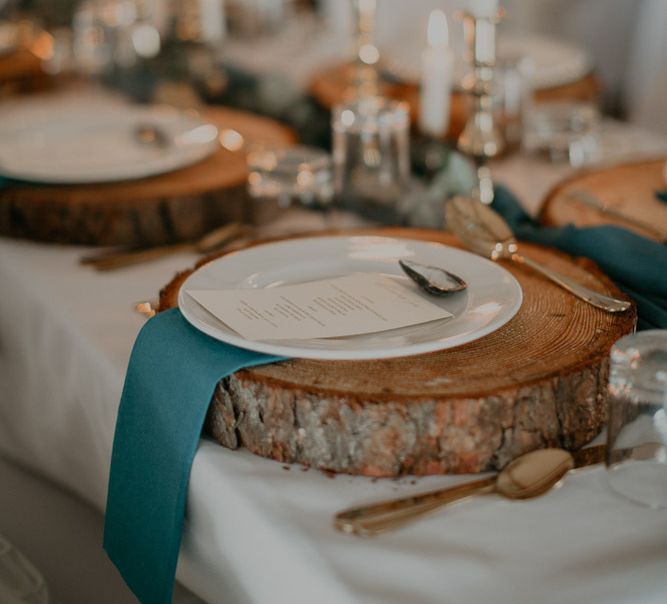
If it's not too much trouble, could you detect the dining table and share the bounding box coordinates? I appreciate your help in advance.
[0,108,666,604]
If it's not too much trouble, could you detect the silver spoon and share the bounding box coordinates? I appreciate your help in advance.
[133,123,219,149]
[335,448,577,537]
[445,196,631,313]
[399,259,467,295]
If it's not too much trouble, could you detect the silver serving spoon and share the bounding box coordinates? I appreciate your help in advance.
[335,448,577,536]
[399,259,467,295]
[133,122,219,149]
[445,196,631,313]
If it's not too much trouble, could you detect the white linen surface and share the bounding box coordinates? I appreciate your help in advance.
[2,143,667,603]
[1,226,666,604]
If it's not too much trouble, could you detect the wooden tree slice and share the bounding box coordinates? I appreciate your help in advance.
[0,49,50,93]
[540,158,667,242]
[310,63,600,141]
[159,227,634,476]
[0,106,295,246]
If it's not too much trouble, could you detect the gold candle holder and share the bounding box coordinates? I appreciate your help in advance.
[457,8,505,204]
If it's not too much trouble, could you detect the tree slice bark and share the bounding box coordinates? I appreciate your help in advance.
[0,106,295,246]
[160,228,635,476]
[540,158,667,242]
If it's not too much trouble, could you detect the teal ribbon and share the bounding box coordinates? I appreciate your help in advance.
[492,186,667,330]
[104,308,284,603]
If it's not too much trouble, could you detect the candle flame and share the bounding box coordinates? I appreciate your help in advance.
[427,10,449,48]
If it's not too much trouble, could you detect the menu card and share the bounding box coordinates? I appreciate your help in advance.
[187,273,453,341]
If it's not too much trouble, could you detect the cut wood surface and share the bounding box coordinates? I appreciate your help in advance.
[0,48,52,95]
[0,106,295,246]
[540,158,667,242]
[310,63,600,141]
[160,227,634,476]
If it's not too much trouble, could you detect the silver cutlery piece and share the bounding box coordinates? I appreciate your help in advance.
[335,448,578,536]
[399,259,467,295]
[81,222,249,271]
[336,445,615,537]
[566,189,667,243]
[133,122,219,149]
[445,196,631,313]
[134,123,171,148]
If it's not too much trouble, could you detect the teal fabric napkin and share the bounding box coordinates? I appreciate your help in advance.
[492,186,667,330]
[104,308,284,604]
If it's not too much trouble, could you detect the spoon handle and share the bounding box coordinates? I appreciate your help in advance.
[334,476,496,536]
[513,254,631,313]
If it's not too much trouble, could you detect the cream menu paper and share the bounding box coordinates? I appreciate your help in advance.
[187,273,453,341]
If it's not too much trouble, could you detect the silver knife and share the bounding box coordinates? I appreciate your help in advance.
[567,189,667,243]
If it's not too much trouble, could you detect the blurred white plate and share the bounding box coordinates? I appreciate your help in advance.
[381,33,592,90]
[179,235,523,360]
[0,102,219,184]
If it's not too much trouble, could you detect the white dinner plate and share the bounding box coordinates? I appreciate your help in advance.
[0,101,219,184]
[381,33,592,91]
[178,236,523,360]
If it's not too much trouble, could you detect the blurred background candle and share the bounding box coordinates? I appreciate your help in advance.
[419,9,454,138]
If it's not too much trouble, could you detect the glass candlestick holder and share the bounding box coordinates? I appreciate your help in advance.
[457,8,505,205]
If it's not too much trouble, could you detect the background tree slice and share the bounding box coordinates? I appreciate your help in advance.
[0,49,53,96]
[310,63,600,141]
[539,158,667,242]
[0,107,295,246]
[160,228,634,476]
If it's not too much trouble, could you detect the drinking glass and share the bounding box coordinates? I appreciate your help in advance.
[522,101,601,167]
[0,535,52,604]
[493,55,533,153]
[247,144,334,210]
[332,96,410,223]
[606,330,667,509]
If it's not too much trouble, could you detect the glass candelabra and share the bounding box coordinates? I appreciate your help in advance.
[457,7,505,204]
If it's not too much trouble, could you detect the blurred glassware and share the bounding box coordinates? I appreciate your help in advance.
[522,101,601,167]
[149,0,227,104]
[332,96,410,223]
[225,0,296,38]
[62,1,226,104]
[0,535,52,604]
[0,19,18,55]
[350,0,379,99]
[606,330,667,509]
[493,54,533,153]
[247,144,334,210]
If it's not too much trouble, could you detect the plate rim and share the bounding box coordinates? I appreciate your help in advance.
[0,105,219,184]
[178,235,523,360]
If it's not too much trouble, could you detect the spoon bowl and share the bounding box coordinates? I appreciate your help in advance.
[335,448,575,536]
[445,196,631,314]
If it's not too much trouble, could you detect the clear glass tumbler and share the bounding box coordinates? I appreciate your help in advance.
[332,96,410,224]
[246,144,334,209]
[0,535,52,604]
[606,330,667,509]
[522,101,601,167]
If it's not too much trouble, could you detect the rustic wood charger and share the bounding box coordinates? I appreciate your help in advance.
[540,157,667,242]
[159,227,634,477]
[0,106,295,246]
[0,48,52,96]
[310,63,600,141]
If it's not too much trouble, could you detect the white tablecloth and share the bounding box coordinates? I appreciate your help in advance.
[1,142,667,603]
